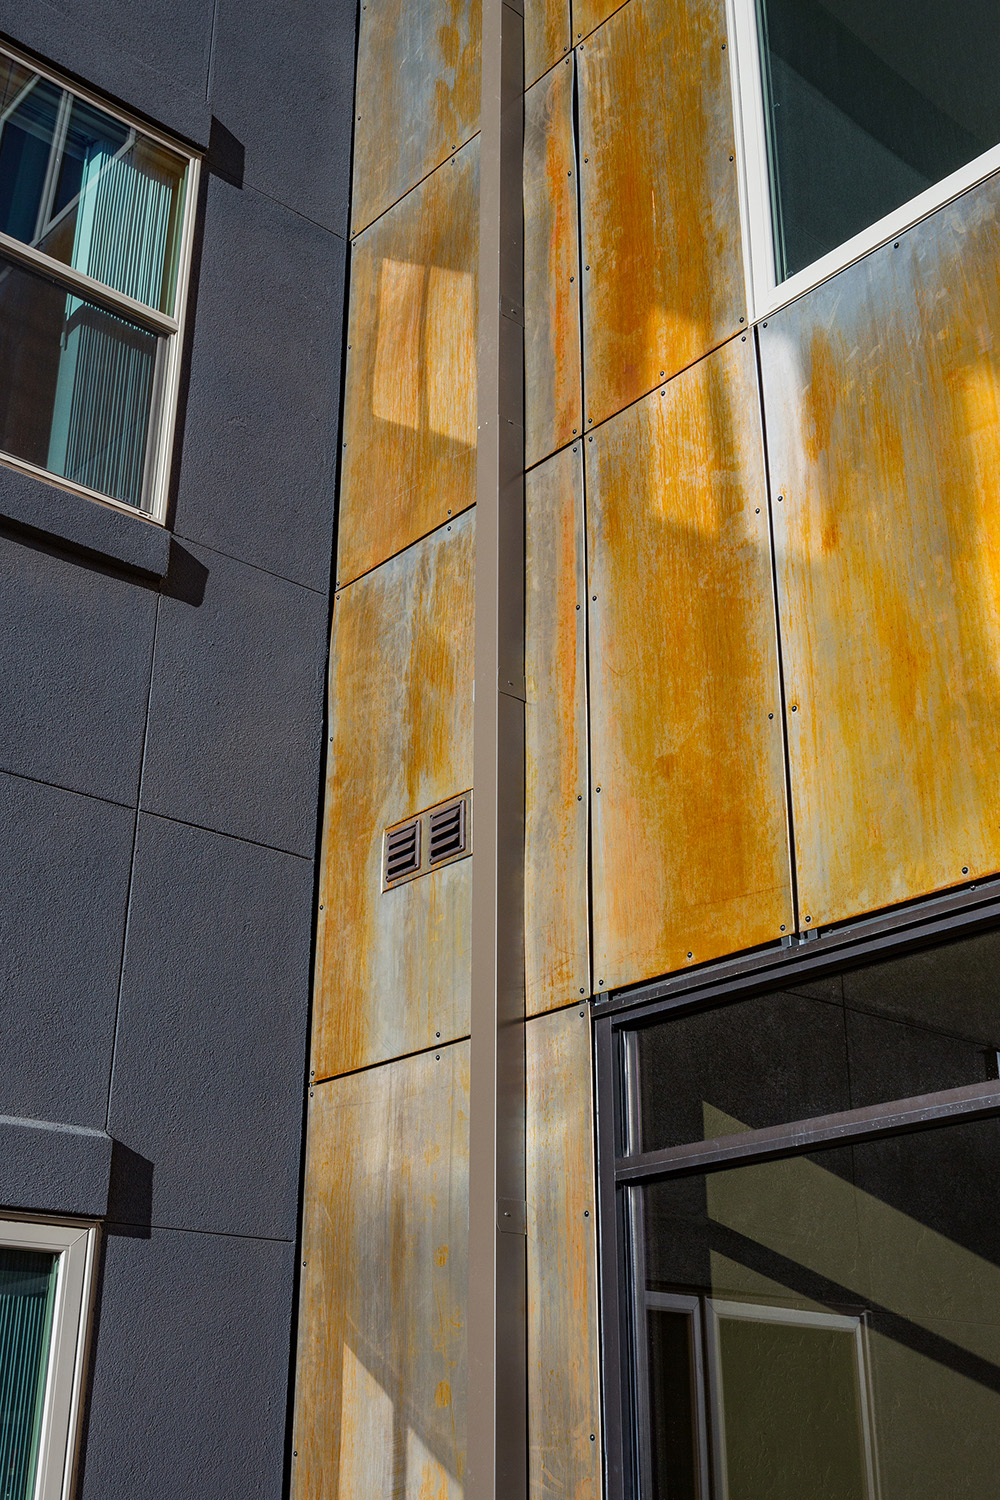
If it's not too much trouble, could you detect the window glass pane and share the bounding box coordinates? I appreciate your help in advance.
[756,0,1000,280]
[641,1120,1000,1500]
[0,55,187,313]
[634,925,1000,1153]
[0,253,161,509]
[0,1248,57,1500]
[647,1309,701,1499]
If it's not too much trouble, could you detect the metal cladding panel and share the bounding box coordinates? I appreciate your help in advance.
[524,57,583,472]
[339,142,479,587]
[313,513,474,1079]
[587,336,792,989]
[572,0,621,46]
[526,1005,601,1498]
[525,446,590,1014]
[761,178,1000,927]
[577,0,745,429]
[525,0,570,90]
[351,0,480,235]
[292,1043,469,1500]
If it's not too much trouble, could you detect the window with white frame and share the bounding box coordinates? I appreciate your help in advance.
[0,1218,97,1500]
[728,0,1000,316]
[0,46,199,520]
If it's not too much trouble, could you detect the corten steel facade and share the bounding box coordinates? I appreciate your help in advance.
[5,0,1000,1496]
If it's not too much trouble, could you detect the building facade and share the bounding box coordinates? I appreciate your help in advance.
[2,0,1000,1496]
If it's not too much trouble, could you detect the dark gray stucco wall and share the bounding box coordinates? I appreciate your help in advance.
[0,1,355,1492]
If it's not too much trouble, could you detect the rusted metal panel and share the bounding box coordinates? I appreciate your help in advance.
[571,0,621,46]
[292,1042,469,1500]
[760,176,1000,929]
[352,0,480,237]
[524,0,570,90]
[526,1004,602,1499]
[577,0,745,429]
[587,335,792,990]
[339,142,479,588]
[313,512,474,1080]
[525,445,590,1013]
[524,57,582,471]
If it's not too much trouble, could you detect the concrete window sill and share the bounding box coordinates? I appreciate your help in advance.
[0,463,171,579]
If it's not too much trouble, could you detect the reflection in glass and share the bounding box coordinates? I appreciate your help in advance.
[0,255,160,508]
[634,924,1000,1154]
[0,1248,57,1500]
[640,1122,1000,1499]
[755,0,1000,279]
[0,54,187,312]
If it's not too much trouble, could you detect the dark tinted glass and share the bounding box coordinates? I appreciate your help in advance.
[757,0,1000,279]
[647,1310,701,1499]
[635,926,1000,1153]
[0,1248,57,1500]
[0,254,160,508]
[640,1121,1000,1500]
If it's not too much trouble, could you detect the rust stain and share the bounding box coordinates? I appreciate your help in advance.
[341,140,479,587]
[524,57,583,470]
[525,446,591,1012]
[291,1046,469,1500]
[525,0,571,85]
[313,512,475,1080]
[587,336,792,988]
[352,0,481,235]
[577,0,745,429]
[763,175,1000,926]
[526,1006,602,1499]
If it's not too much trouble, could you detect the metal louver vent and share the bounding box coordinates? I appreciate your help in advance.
[383,818,421,887]
[428,798,467,864]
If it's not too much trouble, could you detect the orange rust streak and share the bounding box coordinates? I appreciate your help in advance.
[764,178,1000,925]
[524,56,583,471]
[525,0,571,86]
[341,142,479,588]
[587,336,792,987]
[577,0,745,429]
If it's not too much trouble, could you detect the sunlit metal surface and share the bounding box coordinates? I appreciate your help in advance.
[340,141,479,587]
[526,1005,602,1498]
[524,57,582,471]
[525,0,570,89]
[292,1043,469,1499]
[761,177,1000,928]
[352,0,480,236]
[587,336,792,990]
[577,0,745,428]
[525,445,590,1013]
[572,0,623,46]
[313,512,474,1080]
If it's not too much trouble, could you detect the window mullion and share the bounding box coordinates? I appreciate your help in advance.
[0,230,178,335]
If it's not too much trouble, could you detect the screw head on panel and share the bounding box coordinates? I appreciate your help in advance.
[963,866,970,874]
[687,952,693,959]
[805,915,812,923]
[780,925,786,932]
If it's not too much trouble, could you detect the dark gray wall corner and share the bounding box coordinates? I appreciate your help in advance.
[0,0,356,1492]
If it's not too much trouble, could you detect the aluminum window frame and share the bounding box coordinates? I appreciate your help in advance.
[723,0,1000,322]
[595,882,1000,1499]
[0,40,201,525]
[0,1215,99,1500]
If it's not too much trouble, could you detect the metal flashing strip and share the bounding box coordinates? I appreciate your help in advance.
[467,0,527,1491]
[615,1079,1000,1184]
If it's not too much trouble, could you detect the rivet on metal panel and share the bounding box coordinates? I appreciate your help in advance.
[435,1053,440,1060]
[687,951,693,958]
[963,866,970,874]
[791,704,798,711]
[780,924,786,932]
[659,369,664,376]
[762,321,768,327]
[894,240,900,247]
[742,336,746,342]
[721,40,726,48]
[590,1435,596,1442]
[599,979,604,986]
[576,604,581,611]
[436,1030,441,1037]
[755,506,760,512]
[777,494,783,501]
[583,1209,590,1217]
[805,915,812,922]
[729,155,734,161]
[768,712,774,719]
[592,594,596,600]
[739,317,745,323]
[596,785,601,791]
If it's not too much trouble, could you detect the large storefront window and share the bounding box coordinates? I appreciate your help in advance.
[600,916,1000,1499]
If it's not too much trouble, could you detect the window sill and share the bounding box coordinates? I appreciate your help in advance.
[0,462,170,579]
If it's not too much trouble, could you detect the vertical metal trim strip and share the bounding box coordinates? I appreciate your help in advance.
[467,0,527,1489]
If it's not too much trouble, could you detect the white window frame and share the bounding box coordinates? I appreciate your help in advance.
[0,42,201,525]
[0,1215,100,1500]
[725,0,1000,322]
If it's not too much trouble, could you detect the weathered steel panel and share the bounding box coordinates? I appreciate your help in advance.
[313,512,474,1080]
[761,177,1000,927]
[571,0,622,46]
[526,1005,601,1499]
[524,58,583,472]
[340,143,478,587]
[525,445,590,1013]
[588,335,792,989]
[292,1043,469,1500]
[352,0,480,236]
[577,0,745,428]
[524,0,570,90]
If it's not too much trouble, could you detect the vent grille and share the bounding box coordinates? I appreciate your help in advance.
[428,799,467,864]
[383,818,421,886]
